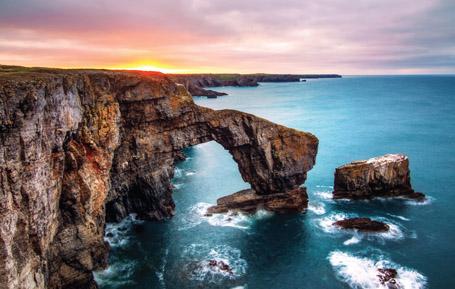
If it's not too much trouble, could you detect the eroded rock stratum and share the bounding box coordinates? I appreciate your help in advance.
[0,67,318,289]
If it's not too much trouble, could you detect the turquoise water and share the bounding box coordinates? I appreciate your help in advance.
[96,76,455,289]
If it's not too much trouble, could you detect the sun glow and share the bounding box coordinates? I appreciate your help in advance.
[110,61,187,73]
[122,65,180,73]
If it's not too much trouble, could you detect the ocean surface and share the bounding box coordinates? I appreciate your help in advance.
[95,76,455,289]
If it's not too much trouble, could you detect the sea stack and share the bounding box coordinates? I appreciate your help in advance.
[332,154,425,200]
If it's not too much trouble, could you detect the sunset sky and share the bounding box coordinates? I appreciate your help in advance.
[1,0,454,74]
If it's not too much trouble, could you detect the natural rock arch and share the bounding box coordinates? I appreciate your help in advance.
[0,69,318,289]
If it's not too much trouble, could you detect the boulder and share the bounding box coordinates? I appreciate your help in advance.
[205,187,308,215]
[333,217,389,232]
[377,268,400,288]
[333,154,425,200]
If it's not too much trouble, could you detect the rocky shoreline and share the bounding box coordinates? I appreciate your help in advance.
[169,73,342,97]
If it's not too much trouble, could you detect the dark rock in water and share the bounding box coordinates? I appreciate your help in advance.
[173,150,187,162]
[377,268,400,288]
[208,260,234,275]
[333,154,426,200]
[206,187,308,215]
[333,217,389,232]
[406,191,426,201]
[206,95,217,99]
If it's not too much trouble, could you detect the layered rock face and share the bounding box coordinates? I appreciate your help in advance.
[0,66,318,289]
[332,154,425,200]
[206,188,308,215]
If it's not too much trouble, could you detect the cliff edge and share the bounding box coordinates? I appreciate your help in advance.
[0,65,318,289]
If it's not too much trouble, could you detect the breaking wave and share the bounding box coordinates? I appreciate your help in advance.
[328,251,427,289]
[179,202,273,231]
[182,244,248,283]
[104,214,143,248]
[307,202,326,215]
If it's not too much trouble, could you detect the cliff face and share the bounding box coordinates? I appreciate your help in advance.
[332,154,424,200]
[0,67,318,289]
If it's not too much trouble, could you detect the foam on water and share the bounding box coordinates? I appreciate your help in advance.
[179,202,273,231]
[104,214,143,248]
[328,251,427,289]
[387,213,411,221]
[174,168,183,178]
[343,235,362,246]
[315,185,334,189]
[94,260,137,287]
[172,183,184,190]
[307,202,326,215]
[314,191,333,201]
[155,248,169,289]
[404,196,433,206]
[182,244,248,283]
[185,171,196,176]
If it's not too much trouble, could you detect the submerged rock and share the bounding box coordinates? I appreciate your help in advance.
[333,154,425,200]
[208,260,234,275]
[377,268,400,288]
[206,187,308,215]
[333,217,389,232]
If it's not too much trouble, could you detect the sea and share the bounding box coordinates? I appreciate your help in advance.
[95,76,455,289]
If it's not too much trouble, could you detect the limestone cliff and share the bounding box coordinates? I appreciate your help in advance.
[332,154,424,200]
[0,66,318,289]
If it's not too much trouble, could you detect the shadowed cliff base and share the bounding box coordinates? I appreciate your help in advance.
[0,65,318,289]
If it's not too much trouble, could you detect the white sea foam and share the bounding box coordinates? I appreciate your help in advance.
[172,183,184,190]
[174,167,183,178]
[155,248,169,288]
[316,185,334,189]
[183,244,248,282]
[104,214,143,248]
[94,260,137,287]
[185,171,196,176]
[404,196,433,206]
[314,191,333,200]
[179,202,273,231]
[308,202,326,215]
[317,213,353,234]
[205,208,273,230]
[328,251,427,289]
[343,235,362,245]
[387,213,411,221]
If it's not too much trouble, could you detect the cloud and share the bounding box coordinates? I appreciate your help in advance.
[0,0,454,73]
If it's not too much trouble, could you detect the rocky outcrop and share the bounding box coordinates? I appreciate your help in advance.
[332,154,425,200]
[169,73,341,96]
[333,218,389,232]
[0,65,318,289]
[205,188,308,215]
[377,268,399,288]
